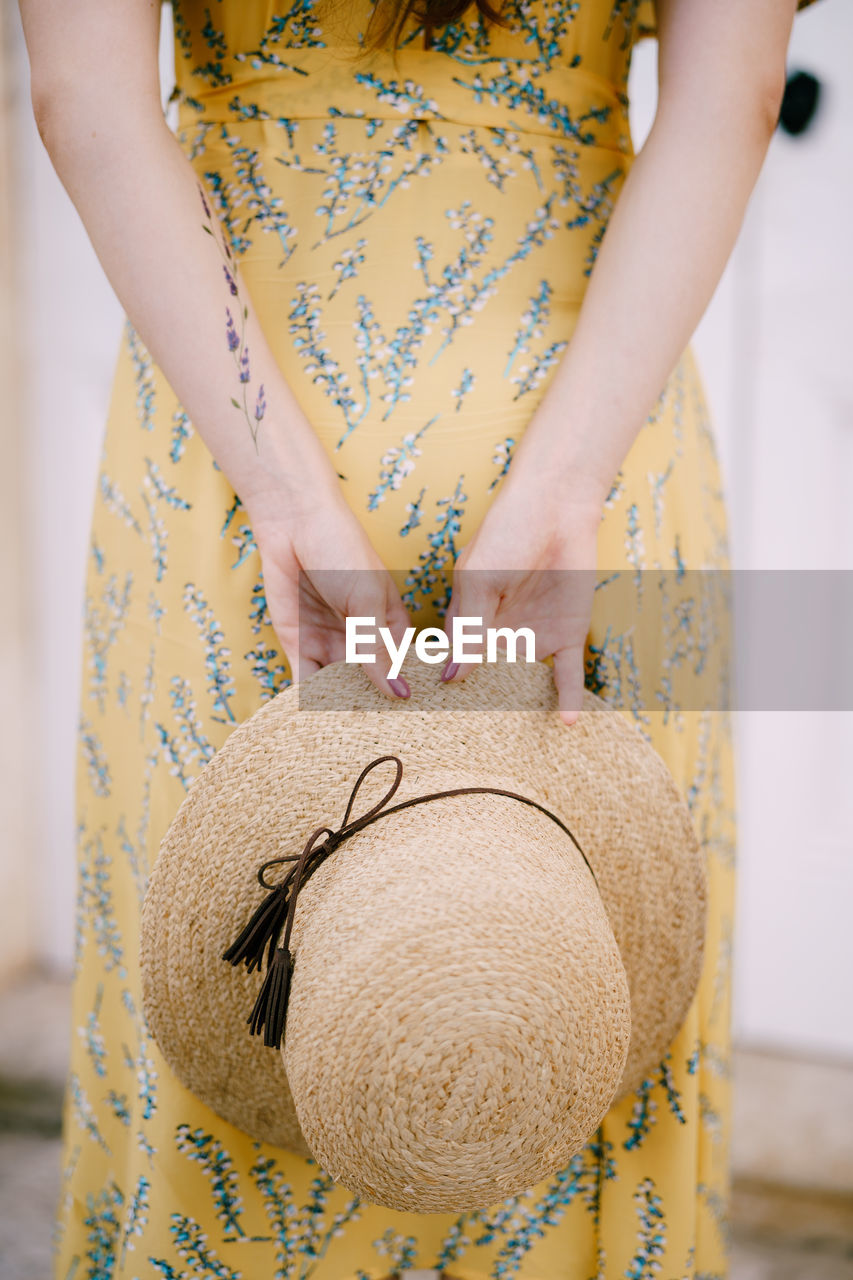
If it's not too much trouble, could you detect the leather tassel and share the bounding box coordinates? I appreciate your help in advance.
[247,946,294,1049]
[222,883,290,974]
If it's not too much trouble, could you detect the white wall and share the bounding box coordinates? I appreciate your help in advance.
[631,0,853,1062]
[0,0,36,985]
[9,1,853,1062]
[719,1,853,1060]
[10,7,178,973]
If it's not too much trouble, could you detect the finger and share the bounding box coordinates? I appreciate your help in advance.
[442,572,496,683]
[353,574,414,701]
[290,647,324,686]
[551,644,586,727]
[383,581,415,653]
[263,569,326,688]
[271,610,323,687]
[377,597,417,700]
[272,607,322,687]
[441,543,471,635]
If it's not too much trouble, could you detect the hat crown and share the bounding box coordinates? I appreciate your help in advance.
[283,805,632,1206]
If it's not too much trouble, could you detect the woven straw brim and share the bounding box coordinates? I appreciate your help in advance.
[141,656,705,1211]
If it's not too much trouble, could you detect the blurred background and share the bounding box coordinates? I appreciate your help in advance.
[1,0,851,1276]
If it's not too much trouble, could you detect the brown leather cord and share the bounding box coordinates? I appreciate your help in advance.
[223,754,598,1050]
[423,16,434,47]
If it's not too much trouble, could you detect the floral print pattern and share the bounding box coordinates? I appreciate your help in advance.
[55,0,738,1275]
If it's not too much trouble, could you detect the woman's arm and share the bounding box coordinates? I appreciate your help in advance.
[442,0,800,721]
[501,0,798,503]
[19,0,412,695]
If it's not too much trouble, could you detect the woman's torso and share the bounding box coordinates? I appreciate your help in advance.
[151,0,728,638]
[166,0,649,553]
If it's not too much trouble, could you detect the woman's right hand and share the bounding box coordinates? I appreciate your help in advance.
[242,465,414,699]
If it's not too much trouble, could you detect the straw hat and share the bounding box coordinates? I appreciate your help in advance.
[140,653,705,1213]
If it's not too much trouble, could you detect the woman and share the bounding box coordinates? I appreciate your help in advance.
[21,0,815,1275]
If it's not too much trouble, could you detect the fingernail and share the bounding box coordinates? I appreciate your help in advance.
[388,676,410,699]
[441,662,459,682]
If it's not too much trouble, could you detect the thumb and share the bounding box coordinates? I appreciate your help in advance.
[551,643,586,727]
[362,579,415,701]
[257,549,324,688]
[269,612,322,688]
[269,595,321,687]
[442,583,495,682]
[290,645,323,687]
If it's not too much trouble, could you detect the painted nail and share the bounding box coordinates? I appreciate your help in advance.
[441,662,460,682]
[388,676,410,699]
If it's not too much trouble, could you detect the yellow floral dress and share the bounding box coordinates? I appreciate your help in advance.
[55,0,813,1274]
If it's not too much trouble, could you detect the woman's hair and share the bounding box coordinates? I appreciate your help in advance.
[362,0,508,49]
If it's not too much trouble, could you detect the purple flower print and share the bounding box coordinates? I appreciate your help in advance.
[201,180,264,452]
[254,384,266,424]
[225,308,240,353]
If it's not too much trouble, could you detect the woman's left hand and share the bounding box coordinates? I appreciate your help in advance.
[440,463,606,726]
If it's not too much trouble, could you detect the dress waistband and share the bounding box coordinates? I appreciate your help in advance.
[175,49,634,153]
